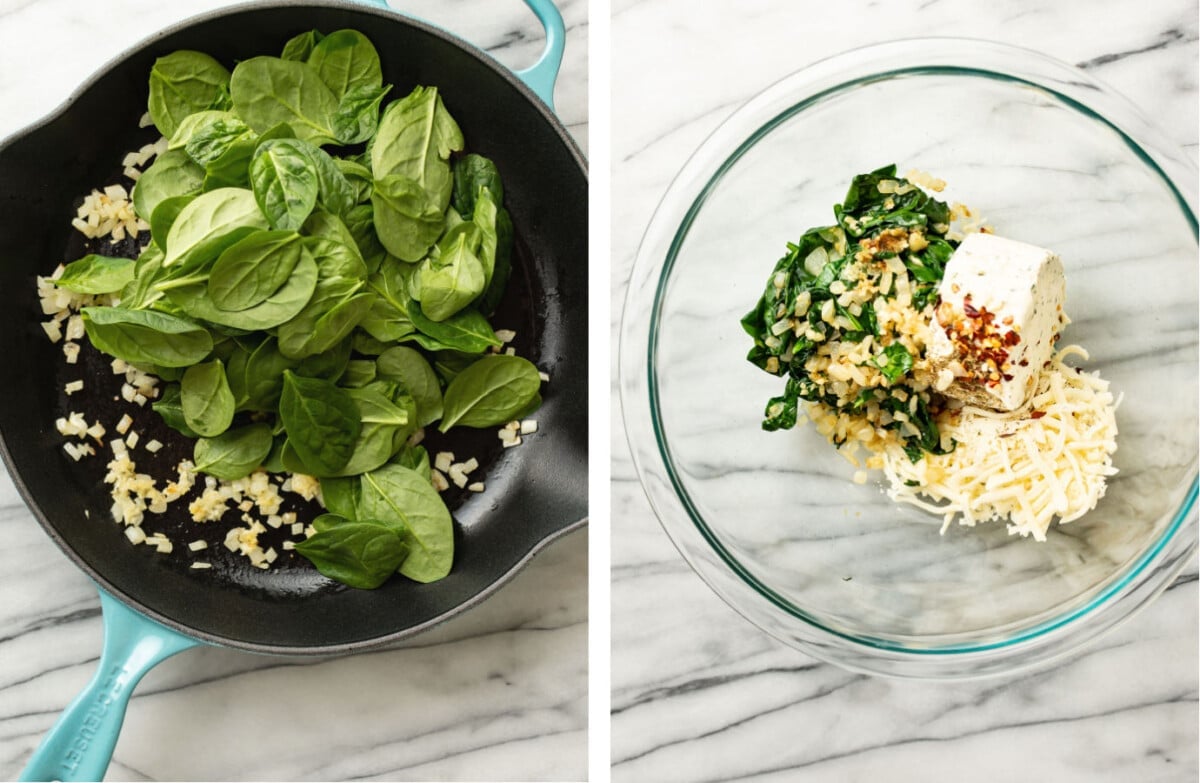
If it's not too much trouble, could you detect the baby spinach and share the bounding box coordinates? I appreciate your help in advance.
[370,85,463,209]
[332,84,391,145]
[81,306,213,368]
[181,359,236,437]
[279,370,360,475]
[184,115,252,165]
[439,354,541,431]
[452,154,504,218]
[376,345,443,426]
[55,254,135,294]
[307,29,383,100]
[479,206,515,315]
[250,139,320,230]
[230,56,339,145]
[167,248,318,331]
[395,444,431,480]
[303,143,357,217]
[152,385,200,438]
[371,173,444,261]
[331,381,415,476]
[359,464,453,582]
[407,300,501,354]
[162,187,269,270]
[193,422,273,480]
[149,195,196,251]
[132,149,205,223]
[417,225,486,321]
[70,29,540,591]
[281,30,324,62]
[148,51,232,138]
[320,477,361,520]
[277,289,373,359]
[341,359,378,388]
[360,261,416,342]
[207,230,303,311]
[240,336,298,411]
[294,515,410,589]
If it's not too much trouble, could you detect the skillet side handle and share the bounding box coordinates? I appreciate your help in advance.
[513,0,566,112]
[19,591,198,782]
[350,0,566,112]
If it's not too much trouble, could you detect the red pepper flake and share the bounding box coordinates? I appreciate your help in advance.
[938,295,1022,389]
[1030,410,1046,419]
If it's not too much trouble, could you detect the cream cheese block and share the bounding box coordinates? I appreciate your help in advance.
[927,232,1066,411]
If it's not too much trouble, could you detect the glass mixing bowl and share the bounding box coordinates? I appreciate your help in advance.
[619,38,1198,679]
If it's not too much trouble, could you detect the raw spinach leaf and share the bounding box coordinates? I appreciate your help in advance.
[320,476,362,519]
[162,187,269,270]
[166,247,318,331]
[394,443,430,480]
[407,300,501,354]
[184,115,252,165]
[55,255,135,294]
[230,56,339,145]
[240,336,297,410]
[331,83,391,145]
[360,259,416,342]
[278,370,360,474]
[340,360,376,389]
[439,354,541,431]
[132,148,205,222]
[149,195,196,250]
[370,85,463,209]
[371,173,444,262]
[193,422,273,479]
[294,515,410,589]
[207,230,303,311]
[358,464,453,582]
[330,381,415,476]
[81,306,213,367]
[307,29,382,100]
[334,158,375,203]
[303,142,357,217]
[281,29,324,61]
[417,225,486,321]
[118,244,166,310]
[451,154,504,218]
[201,123,293,191]
[151,384,200,438]
[180,359,235,437]
[478,205,514,315]
[376,345,443,426]
[250,139,321,230]
[148,50,231,138]
[342,203,387,271]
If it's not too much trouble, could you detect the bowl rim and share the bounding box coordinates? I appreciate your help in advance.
[620,36,1199,679]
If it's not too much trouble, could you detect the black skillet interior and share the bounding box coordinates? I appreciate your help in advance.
[0,1,587,652]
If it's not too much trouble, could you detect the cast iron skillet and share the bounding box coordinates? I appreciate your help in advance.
[0,1,587,779]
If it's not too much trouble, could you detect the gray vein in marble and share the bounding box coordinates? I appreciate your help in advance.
[1076,27,1195,69]
[615,672,867,767]
[739,694,1197,783]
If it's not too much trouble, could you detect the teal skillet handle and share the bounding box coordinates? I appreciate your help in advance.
[19,590,199,782]
[354,0,565,112]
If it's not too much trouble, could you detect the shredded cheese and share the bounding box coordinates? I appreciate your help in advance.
[880,345,1119,541]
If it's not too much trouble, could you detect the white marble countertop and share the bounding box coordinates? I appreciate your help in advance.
[611,1,1198,781]
[0,1,588,781]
